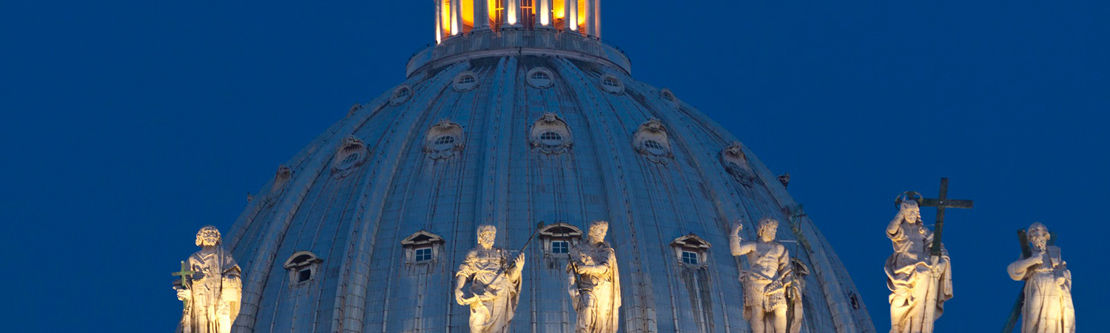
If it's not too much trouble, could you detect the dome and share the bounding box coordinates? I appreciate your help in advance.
[223,2,875,332]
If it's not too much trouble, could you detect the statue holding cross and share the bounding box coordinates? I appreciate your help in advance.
[1006,222,1074,333]
[884,178,970,333]
[174,226,242,333]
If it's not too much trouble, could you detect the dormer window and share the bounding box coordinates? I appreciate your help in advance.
[402,230,445,264]
[671,233,711,267]
[681,250,700,265]
[530,113,573,155]
[538,223,583,258]
[424,119,465,159]
[283,251,323,286]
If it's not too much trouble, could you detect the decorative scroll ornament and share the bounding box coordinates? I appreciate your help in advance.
[332,136,368,178]
[721,142,759,187]
[632,119,672,163]
[263,165,293,206]
[424,119,465,159]
[174,226,242,333]
[530,113,573,155]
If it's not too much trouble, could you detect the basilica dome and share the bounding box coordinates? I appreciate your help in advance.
[223,1,875,332]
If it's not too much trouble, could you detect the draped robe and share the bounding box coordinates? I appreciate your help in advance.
[1007,246,1075,333]
[885,222,952,333]
[457,247,522,333]
[568,241,621,333]
[178,246,241,333]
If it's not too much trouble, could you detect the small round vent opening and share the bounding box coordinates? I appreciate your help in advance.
[526,68,555,88]
[453,72,478,92]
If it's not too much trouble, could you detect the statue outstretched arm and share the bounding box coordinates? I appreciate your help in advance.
[729,224,754,256]
[886,209,906,236]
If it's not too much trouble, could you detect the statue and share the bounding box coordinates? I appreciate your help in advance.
[567,221,622,333]
[1007,222,1075,333]
[885,200,952,333]
[174,226,242,333]
[455,225,526,332]
[730,218,796,333]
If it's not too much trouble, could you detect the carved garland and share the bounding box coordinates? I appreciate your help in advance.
[332,136,368,178]
[720,142,760,187]
[633,118,673,163]
[529,113,573,155]
[424,119,465,159]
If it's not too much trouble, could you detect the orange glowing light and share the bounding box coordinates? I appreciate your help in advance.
[553,0,565,19]
[441,0,451,32]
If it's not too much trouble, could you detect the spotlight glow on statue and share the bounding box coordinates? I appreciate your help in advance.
[730,218,797,333]
[174,226,242,333]
[455,225,526,332]
[1007,222,1075,333]
[568,221,622,333]
[885,201,953,333]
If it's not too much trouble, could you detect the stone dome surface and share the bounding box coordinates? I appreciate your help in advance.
[224,28,876,333]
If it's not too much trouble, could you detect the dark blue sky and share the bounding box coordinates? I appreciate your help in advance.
[2,1,1107,331]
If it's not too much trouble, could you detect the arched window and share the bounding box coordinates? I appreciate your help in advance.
[599,74,624,94]
[453,72,478,92]
[390,85,412,106]
[283,251,323,286]
[527,67,555,88]
[538,223,583,258]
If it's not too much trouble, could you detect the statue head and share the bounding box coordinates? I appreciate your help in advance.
[901,200,922,224]
[757,217,779,242]
[195,225,222,247]
[1028,222,1049,251]
[588,221,609,243]
[477,224,497,249]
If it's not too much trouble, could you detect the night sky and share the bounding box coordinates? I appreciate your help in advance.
[3,1,1108,331]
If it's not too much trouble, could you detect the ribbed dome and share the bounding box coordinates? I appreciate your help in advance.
[224,28,876,333]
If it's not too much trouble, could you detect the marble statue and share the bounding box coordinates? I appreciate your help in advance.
[1007,222,1075,333]
[730,218,795,333]
[885,200,952,333]
[175,226,242,333]
[455,225,526,333]
[568,221,622,333]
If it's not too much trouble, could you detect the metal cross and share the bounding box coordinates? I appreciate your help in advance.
[919,177,973,256]
[172,260,195,289]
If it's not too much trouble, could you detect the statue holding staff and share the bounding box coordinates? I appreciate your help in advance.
[1007,222,1074,333]
[455,225,526,333]
[568,221,621,333]
[174,226,242,333]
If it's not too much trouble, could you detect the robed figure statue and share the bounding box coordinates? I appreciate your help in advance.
[1007,222,1075,333]
[568,221,622,333]
[455,225,526,333]
[175,226,242,333]
[885,200,952,333]
[730,218,797,333]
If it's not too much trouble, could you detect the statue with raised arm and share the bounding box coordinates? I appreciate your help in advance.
[885,200,952,333]
[174,226,242,333]
[568,221,621,333]
[730,217,795,333]
[455,225,526,333]
[1007,222,1074,333]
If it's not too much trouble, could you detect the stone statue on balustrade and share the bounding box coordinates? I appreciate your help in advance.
[568,221,622,333]
[455,225,526,333]
[885,200,952,333]
[730,217,798,333]
[1007,222,1075,333]
[173,226,242,333]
